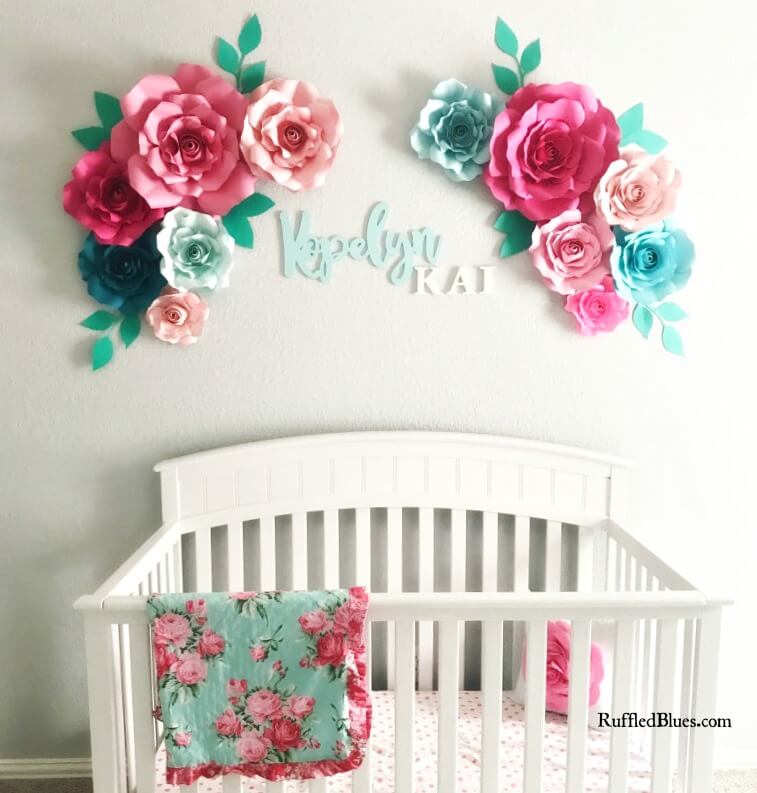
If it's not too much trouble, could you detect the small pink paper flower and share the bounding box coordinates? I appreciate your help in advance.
[250,645,268,662]
[174,732,192,747]
[240,79,343,191]
[173,652,207,686]
[146,287,208,346]
[565,276,629,336]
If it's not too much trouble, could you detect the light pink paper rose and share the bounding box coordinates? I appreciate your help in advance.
[565,276,629,336]
[485,82,620,221]
[237,730,270,763]
[246,690,282,723]
[529,209,613,294]
[146,287,208,346]
[240,79,343,191]
[173,652,207,686]
[594,145,681,231]
[110,64,256,214]
[153,613,191,648]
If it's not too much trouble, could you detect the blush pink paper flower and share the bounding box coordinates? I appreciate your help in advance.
[565,276,629,336]
[63,145,165,245]
[485,82,620,222]
[240,79,343,191]
[146,287,209,346]
[110,64,256,214]
[594,145,681,232]
[529,209,613,294]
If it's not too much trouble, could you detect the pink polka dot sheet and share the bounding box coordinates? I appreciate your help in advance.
[154,691,652,792]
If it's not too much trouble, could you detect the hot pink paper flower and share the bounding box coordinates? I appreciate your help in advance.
[173,652,207,686]
[529,209,613,294]
[153,613,191,648]
[110,64,256,214]
[485,82,620,222]
[63,145,164,245]
[246,690,282,723]
[146,287,208,346]
[565,276,629,336]
[240,79,343,191]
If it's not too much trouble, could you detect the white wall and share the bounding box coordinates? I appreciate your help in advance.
[1,0,755,769]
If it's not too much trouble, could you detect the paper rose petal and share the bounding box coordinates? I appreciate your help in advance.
[146,287,209,346]
[564,276,629,335]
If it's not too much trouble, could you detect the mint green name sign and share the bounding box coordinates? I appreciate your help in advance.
[279,201,441,286]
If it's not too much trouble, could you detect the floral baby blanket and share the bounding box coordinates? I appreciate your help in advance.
[147,587,371,785]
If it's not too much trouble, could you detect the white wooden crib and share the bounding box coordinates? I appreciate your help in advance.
[74,431,726,793]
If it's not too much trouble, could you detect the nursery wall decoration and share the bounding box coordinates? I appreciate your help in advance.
[63,11,343,370]
[410,18,694,354]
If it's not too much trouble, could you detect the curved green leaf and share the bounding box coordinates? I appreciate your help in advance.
[632,304,654,339]
[497,211,535,258]
[231,192,275,217]
[80,310,117,331]
[632,129,668,154]
[223,213,254,248]
[520,39,541,74]
[494,17,518,56]
[72,126,107,151]
[655,303,687,322]
[119,314,141,348]
[491,64,520,95]
[618,103,644,140]
[215,37,240,75]
[92,336,114,371]
[238,14,262,54]
[240,61,266,94]
[661,325,684,356]
[94,92,123,130]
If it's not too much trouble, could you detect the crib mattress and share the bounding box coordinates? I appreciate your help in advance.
[154,692,652,792]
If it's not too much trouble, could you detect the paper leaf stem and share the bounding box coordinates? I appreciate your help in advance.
[494,210,535,257]
[618,103,667,153]
[72,126,107,151]
[618,103,644,140]
[223,213,254,248]
[632,304,654,339]
[93,92,123,131]
[231,192,276,217]
[240,61,266,94]
[80,310,117,331]
[630,129,668,154]
[119,315,141,348]
[655,302,687,322]
[494,17,519,56]
[661,325,684,356]
[520,39,541,74]
[92,336,114,370]
[215,37,240,76]
[238,14,262,54]
[491,64,520,95]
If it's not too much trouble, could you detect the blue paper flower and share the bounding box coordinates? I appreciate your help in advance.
[611,222,694,306]
[410,79,502,182]
[78,229,166,315]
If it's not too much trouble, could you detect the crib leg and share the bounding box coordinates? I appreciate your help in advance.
[687,608,722,793]
[84,613,121,793]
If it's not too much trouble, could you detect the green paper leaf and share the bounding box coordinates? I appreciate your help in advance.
[72,126,107,151]
[632,304,654,339]
[92,336,114,371]
[661,325,684,356]
[238,14,262,54]
[494,17,518,56]
[80,310,117,331]
[495,211,535,257]
[119,314,141,348]
[520,39,541,74]
[491,64,520,95]
[231,192,275,217]
[93,91,123,131]
[215,37,240,76]
[618,103,644,140]
[239,61,266,94]
[631,129,668,154]
[223,213,254,248]
[655,302,687,322]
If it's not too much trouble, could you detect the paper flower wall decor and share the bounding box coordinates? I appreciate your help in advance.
[409,18,693,355]
[63,11,343,370]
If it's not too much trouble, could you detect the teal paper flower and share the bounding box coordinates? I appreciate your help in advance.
[410,79,502,182]
[611,222,694,306]
[157,208,235,292]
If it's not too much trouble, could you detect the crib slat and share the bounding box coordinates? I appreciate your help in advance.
[173,540,184,592]
[386,507,402,689]
[323,509,340,587]
[128,623,155,793]
[481,511,497,591]
[608,619,634,793]
[512,516,530,681]
[545,520,562,591]
[565,619,591,793]
[259,515,276,590]
[195,526,212,590]
[354,508,371,587]
[309,781,326,792]
[418,508,434,690]
[677,619,695,791]
[451,508,467,687]
[480,620,503,793]
[267,782,287,792]
[437,620,459,793]
[523,619,547,792]
[395,620,415,792]
[651,619,678,793]
[222,774,243,792]
[592,526,607,591]
[227,520,244,591]
[291,512,308,589]
[120,625,136,788]
[158,554,168,592]
[576,525,593,591]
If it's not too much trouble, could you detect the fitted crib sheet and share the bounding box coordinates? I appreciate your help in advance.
[155,692,652,792]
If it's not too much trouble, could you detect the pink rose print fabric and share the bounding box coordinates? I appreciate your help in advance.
[147,588,370,785]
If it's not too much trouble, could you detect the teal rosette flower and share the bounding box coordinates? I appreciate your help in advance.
[410,79,502,182]
[157,208,235,292]
[611,222,694,306]
[78,229,166,315]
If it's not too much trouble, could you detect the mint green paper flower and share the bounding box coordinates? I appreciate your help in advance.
[410,79,502,182]
[157,208,235,292]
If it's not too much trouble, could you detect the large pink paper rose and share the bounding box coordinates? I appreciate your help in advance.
[63,145,164,245]
[543,621,604,713]
[565,276,629,336]
[594,145,681,232]
[146,287,208,346]
[485,82,620,222]
[110,64,256,214]
[240,79,343,191]
[529,209,613,294]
